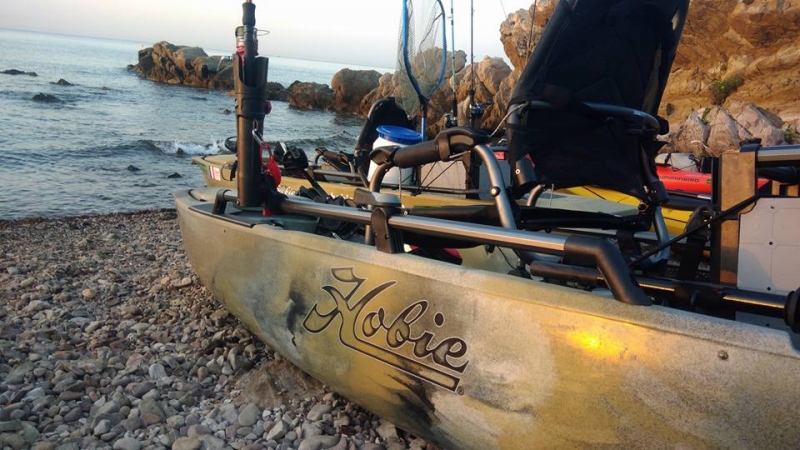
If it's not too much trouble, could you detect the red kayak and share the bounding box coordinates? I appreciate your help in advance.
[657,165,769,194]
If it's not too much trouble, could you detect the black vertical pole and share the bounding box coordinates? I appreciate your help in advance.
[234,1,270,209]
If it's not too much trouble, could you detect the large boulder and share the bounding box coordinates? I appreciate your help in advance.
[287,81,334,111]
[499,1,556,71]
[728,101,785,147]
[331,69,382,114]
[706,107,746,156]
[672,111,711,156]
[666,102,794,155]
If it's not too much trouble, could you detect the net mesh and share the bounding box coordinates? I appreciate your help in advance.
[395,0,446,117]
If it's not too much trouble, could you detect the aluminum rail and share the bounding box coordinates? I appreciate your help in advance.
[278,195,651,306]
[755,145,800,166]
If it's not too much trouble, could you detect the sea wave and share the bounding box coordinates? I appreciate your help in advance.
[144,139,227,155]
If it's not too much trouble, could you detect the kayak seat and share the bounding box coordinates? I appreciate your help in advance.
[502,0,689,243]
[314,97,413,182]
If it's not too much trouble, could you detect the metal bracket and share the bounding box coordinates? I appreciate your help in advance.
[371,207,403,254]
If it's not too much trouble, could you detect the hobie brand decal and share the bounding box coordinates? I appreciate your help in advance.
[303,267,469,392]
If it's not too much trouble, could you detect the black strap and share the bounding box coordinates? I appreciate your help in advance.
[676,205,714,280]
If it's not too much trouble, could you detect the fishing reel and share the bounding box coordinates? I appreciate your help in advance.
[469,99,492,124]
[445,113,457,129]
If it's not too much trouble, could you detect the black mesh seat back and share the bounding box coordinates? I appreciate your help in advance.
[353,97,414,176]
[506,0,689,199]
[354,97,414,152]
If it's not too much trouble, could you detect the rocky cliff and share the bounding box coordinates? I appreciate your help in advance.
[666,0,800,126]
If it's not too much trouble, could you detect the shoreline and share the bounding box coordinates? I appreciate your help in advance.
[0,210,427,449]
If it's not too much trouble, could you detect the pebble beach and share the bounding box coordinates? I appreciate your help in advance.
[0,210,430,450]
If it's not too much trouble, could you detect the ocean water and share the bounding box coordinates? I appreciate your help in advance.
[0,29,390,220]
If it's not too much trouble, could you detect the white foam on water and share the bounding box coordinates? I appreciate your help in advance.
[156,140,226,156]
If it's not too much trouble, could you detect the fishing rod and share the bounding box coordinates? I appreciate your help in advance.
[447,0,458,128]
[469,0,476,128]
[468,0,485,129]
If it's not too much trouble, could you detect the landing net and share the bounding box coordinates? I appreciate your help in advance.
[396,0,447,133]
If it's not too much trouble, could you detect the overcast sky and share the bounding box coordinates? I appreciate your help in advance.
[0,0,534,68]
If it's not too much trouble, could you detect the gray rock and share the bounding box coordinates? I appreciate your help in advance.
[23,387,46,401]
[166,414,185,429]
[171,436,201,450]
[158,432,176,447]
[139,402,164,427]
[95,400,120,416]
[0,433,27,450]
[376,421,398,440]
[297,434,341,450]
[64,407,83,422]
[138,398,165,421]
[187,424,211,438]
[23,300,51,312]
[112,437,142,450]
[238,403,260,427]
[359,444,386,450]
[179,393,196,407]
[301,421,322,438]
[197,435,225,449]
[306,403,333,421]
[171,277,193,288]
[120,417,143,431]
[149,363,168,380]
[54,443,80,450]
[6,363,34,384]
[0,419,22,432]
[75,358,107,374]
[219,403,238,424]
[128,382,155,398]
[333,415,350,428]
[31,442,56,450]
[21,422,40,443]
[265,419,290,441]
[181,412,198,425]
[94,419,111,436]
[32,395,55,412]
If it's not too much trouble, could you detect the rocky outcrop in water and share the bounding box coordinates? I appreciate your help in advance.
[130,42,235,90]
[1,69,38,76]
[287,81,335,111]
[331,69,381,114]
[32,93,62,103]
[131,42,292,102]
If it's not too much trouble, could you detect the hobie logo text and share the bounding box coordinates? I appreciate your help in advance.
[303,267,469,392]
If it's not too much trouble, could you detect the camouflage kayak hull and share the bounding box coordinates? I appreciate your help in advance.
[175,188,800,449]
